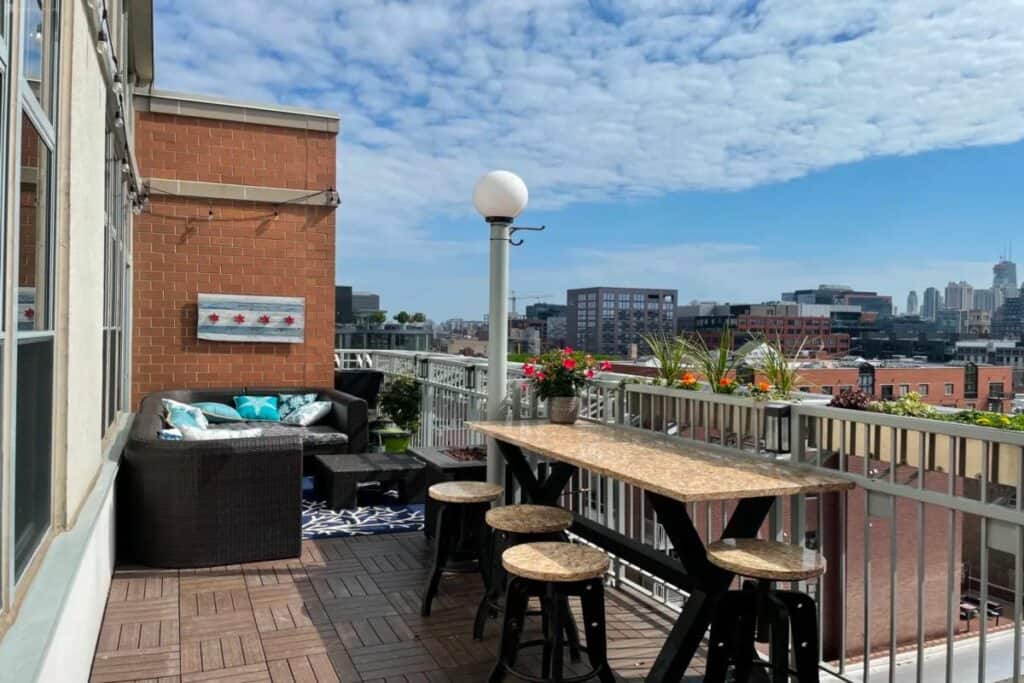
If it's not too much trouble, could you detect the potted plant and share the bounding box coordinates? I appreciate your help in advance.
[680,327,749,394]
[523,348,610,424]
[378,373,421,452]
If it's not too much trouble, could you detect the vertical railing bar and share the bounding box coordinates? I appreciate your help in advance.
[945,435,956,683]
[839,481,848,673]
[1014,443,1023,683]
[888,493,897,683]
[915,432,926,683]
[977,441,989,683]
[864,494,872,683]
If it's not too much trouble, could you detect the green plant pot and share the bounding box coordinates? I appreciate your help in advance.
[381,431,411,453]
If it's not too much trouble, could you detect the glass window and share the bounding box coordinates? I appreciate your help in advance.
[963,363,978,399]
[918,383,929,396]
[23,1,58,117]
[880,384,894,400]
[14,114,55,580]
[988,382,1004,398]
[944,383,954,396]
[103,124,130,431]
[899,384,910,396]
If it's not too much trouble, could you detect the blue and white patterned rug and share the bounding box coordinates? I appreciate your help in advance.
[301,477,425,539]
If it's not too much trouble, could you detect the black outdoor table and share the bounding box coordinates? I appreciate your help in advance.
[468,420,853,683]
[313,452,426,510]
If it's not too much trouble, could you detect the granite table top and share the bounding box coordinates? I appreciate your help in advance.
[468,420,854,503]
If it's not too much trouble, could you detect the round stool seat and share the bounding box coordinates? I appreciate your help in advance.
[486,504,573,535]
[502,542,609,583]
[428,481,503,504]
[706,538,825,581]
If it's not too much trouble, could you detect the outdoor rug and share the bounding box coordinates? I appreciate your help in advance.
[301,477,425,539]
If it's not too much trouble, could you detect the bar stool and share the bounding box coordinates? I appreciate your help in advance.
[474,504,580,653]
[421,481,504,617]
[490,542,615,683]
[703,538,826,683]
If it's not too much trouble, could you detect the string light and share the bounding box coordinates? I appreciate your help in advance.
[121,160,130,174]
[207,207,214,221]
[113,111,124,128]
[112,72,124,95]
[273,209,280,221]
[96,29,109,55]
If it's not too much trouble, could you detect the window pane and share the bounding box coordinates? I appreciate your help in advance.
[23,0,58,117]
[14,336,53,578]
[19,113,51,330]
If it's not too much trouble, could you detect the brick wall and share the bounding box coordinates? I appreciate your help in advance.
[131,112,337,406]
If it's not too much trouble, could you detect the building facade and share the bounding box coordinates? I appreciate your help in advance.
[566,287,676,356]
[906,290,918,316]
[132,90,339,404]
[944,280,974,311]
[993,259,1018,299]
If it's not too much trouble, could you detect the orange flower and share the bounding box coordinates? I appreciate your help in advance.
[681,373,696,384]
[719,377,733,386]
[757,381,771,392]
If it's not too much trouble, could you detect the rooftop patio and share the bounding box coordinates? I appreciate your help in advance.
[90,533,683,682]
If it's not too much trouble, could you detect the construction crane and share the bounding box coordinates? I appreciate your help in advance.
[508,291,551,315]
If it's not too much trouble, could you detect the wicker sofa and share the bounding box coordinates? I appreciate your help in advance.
[119,387,368,567]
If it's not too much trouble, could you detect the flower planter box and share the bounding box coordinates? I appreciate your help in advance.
[408,445,487,536]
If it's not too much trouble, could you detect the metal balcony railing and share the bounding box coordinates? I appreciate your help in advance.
[337,348,1024,682]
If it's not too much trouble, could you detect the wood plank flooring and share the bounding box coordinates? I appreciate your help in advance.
[91,532,703,682]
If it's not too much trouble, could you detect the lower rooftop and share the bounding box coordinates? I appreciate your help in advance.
[89,532,687,682]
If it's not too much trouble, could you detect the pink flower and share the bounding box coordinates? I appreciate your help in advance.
[523,364,535,376]
[536,372,546,381]
[600,360,613,371]
[563,347,574,354]
[586,369,595,379]
[563,358,577,370]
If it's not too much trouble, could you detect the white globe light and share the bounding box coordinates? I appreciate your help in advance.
[473,170,528,221]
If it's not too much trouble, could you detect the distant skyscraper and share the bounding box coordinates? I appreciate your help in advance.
[993,259,1018,300]
[567,287,677,355]
[973,287,996,313]
[944,281,973,311]
[906,290,918,316]
[922,287,942,321]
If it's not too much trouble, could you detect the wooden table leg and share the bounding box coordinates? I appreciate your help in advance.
[645,494,776,682]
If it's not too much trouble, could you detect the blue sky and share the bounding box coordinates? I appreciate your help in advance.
[153,1,1024,320]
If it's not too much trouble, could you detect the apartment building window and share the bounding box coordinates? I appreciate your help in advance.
[918,383,929,396]
[944,383,954,396]
[899,384,910,396]
[963,362,978,399]
[858,364,875,395]
[821,385,833,395]
[988,382,1005,398]
[880,385,894,400]
[10,0,61,584]
[102,124,130,432]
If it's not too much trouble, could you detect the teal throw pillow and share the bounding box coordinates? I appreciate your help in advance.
[278,393,317,420]
[234,395,281,421]
[162,398,209,430]
[192,401,245,423]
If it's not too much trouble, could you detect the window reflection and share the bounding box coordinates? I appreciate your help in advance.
[23,0,57,116]
[19,113,51,331]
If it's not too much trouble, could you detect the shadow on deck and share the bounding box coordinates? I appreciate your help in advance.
[89,532,706,682]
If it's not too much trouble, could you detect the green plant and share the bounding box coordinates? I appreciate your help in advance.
[939,409,1024,431]
[379,373,422,432]
[411,312,426,323]
[394,310,411,324]
[869,392,937,418]
[524,347,609,399]
[641,334,687,387]
[749,337,805,398]
[829,388,873,410]
[368,311,386,325]
[680,327,747,394]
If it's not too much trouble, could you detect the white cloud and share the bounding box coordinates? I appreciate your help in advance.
[152,0,1024,317]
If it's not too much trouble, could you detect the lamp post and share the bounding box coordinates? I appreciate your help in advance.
[473,170,529,485]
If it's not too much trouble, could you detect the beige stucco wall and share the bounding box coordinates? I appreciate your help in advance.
[62,0,107,520]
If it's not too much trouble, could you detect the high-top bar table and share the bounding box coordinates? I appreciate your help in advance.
[468,420,854,683]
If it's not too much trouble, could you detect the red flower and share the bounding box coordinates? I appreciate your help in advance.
[284,315,295,325]
[563,358,576,370]
[523,364,535,376]
[536,372,546,381]
[258,314,271,324]
[600,360,613,371]
[234,314,246,324]
[586,369,595,379]
[208,313,220,323]
[563,346,574,354]
[24,308,34,320]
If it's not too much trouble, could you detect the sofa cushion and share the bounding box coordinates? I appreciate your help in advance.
[278,393,317,420]
[181,425,264,441]
[215,422,349,454]
[282,400,331,427]
[234,395,281,421]
[162,398,209,430]
[192,401,245,423]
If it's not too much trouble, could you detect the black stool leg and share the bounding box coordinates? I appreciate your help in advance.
[422,503,453,617]
[704,591,750,683]
[546,585,566,683]
[489,577,531,683]
[733,585,760,683]
[766,594,790,683]
[776,590,820,683]
[558,594,583,663]
[579,578,615,683]
[475,529,507,640]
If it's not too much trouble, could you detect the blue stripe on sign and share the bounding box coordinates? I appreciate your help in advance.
[197,325,304,337]
[199,301,304,313]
